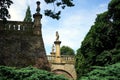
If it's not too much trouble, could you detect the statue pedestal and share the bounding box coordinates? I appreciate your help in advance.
[54,41,61,63]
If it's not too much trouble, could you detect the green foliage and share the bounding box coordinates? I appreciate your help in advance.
[0,0,74,20]
[75,49,85,79]
[44,0,74,20]
[44,0,74,7]
[23,6,32,22]
[0,66,68,80]
[75,0,120,79]
[79,62,120,80]
[60,45,75,55]
[0,0,13,21]
[45,10,61,20]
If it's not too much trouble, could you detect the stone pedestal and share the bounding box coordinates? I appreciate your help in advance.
[33,13,42,35]
[50,52,55,56]
[54,41,61,63]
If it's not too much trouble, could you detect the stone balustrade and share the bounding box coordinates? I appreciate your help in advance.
[47,55,56,63]
[61,55,75,64]
[0,20,33,31]
[47,55,75,64]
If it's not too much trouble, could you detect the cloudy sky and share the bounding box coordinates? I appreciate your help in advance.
[9,0,111,54]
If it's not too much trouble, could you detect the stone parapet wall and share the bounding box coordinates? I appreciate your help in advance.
[47,55,76,79]
[0,20,33,31]
[47,55,75,64]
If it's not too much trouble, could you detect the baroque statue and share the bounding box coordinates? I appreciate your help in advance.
[52,44,55,52]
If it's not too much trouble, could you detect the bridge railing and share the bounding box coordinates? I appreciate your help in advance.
[47,55,56,63]
[61,55,75,64]
[0,20,33,31]
[47,55,75,64]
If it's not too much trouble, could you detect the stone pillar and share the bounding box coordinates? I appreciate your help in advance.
[54,31,61,63]
[54,41,61,63]
[50,44,55,56]
[32,1,50,70]
[33,1,42,35]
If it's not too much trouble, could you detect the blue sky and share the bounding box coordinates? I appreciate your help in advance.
[9,0,111,54]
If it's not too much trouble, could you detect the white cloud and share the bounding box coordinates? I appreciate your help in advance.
[43,2,109,54]
[7,0,110,55]
[42,10,96,54]
[9,0,27,21]
[9,0,47,21]
[99,3,108,8]
[58,11,94,52]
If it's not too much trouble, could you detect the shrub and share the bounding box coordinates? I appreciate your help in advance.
[0,66,68,80]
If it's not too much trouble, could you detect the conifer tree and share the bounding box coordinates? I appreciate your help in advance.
[23,6,32,22]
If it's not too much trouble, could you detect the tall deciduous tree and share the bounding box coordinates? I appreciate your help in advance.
[23,6,32,22]
[0,0,13,21]
[60,46,75,55]
[75,0,120,79]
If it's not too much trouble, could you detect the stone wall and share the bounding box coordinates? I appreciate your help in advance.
[0,20,50,70]
[51,63,77,80]
[0,21,33,31]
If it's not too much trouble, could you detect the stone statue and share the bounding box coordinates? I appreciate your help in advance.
[52,44,55,52]
[36,1,40,13]
[56,31,59,41]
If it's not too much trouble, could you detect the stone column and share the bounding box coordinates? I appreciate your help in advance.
[54,40,61,63]
[54,31,61,63]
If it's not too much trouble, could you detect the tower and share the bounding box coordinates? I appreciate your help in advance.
[33,1,50,70]
[33,1,42,35]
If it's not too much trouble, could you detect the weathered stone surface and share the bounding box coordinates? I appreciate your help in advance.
[0,27,50,70]
[51,63,77,80]
[0,1,50,70]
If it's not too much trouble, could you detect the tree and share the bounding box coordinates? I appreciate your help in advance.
[75,0,120,79]
[23,6,32,22]
[75,49,85,79]
[60,46,75,55]
[0,0,13,21]
[44,0,74,20]
[0,0,74,20]
[0,66,68,80]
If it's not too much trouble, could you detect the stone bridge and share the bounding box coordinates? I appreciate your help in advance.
[47,55,77,80]
[47,37,77,80]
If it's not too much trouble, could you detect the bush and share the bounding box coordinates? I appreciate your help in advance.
[0,66,68,80]
[79,62,120,80]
